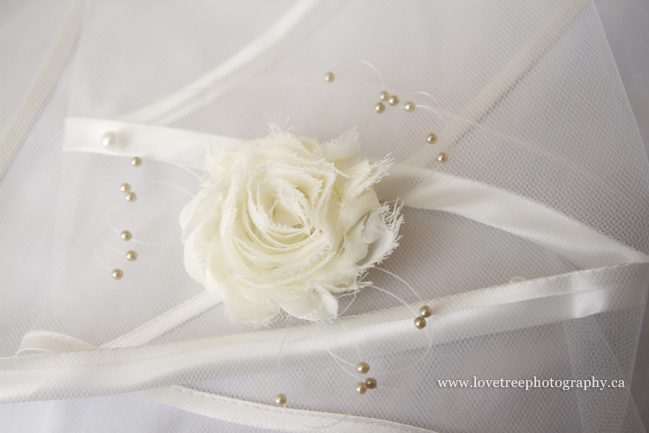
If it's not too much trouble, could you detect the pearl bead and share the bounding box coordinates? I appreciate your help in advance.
[426,133,437,144]
[355,382,367,395]
[404,102,415,112]
[131,157,142,167]
[101,131,116,147]
[388,95,399,106]
[119,183,130,193]
[414,316,427,329]
[125,192,136,202]
[120,230,132,241]
[324,72,335,82]
[357,362,370,374]
[420,305,432,318]
[379,91,389,101]
[365,378,377,390]
[126,251,137,261]
[274,393,287,406]
[111,269,123,280]
[374,102,385,113]
[436,152,448,163]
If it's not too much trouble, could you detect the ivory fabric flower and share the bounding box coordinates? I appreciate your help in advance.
[180,127,402,324]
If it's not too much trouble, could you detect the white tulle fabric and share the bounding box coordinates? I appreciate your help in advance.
[1,0,648,432]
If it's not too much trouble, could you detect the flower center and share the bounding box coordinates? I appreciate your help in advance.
[271,198,304,229]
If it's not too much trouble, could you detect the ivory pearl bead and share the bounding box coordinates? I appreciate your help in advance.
[102,131,116,147]
[274,393,287,406]
[357,362,370,374]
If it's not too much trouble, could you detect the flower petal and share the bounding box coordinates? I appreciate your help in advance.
[222,280,281,325]
[279,285,338,321]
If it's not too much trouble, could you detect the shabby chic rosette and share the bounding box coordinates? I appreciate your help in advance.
[180,127,402,324]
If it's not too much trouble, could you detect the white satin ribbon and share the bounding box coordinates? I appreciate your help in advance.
[16,331,437,432]
[63,118,649,270]
[385,165,649,269]
[64,117,240,170]
[140,386,437,433]
[18,291,223,354]
[4,263,647,403]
